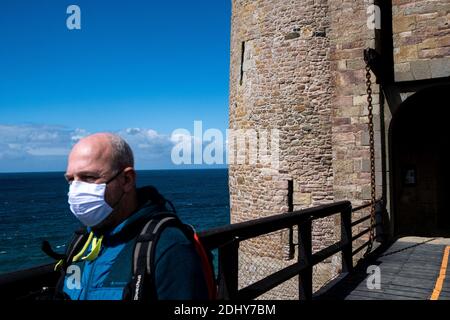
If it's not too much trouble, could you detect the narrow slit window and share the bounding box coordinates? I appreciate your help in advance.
[239,41,245,86]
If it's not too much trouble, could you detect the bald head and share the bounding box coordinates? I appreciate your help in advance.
[65,133,134,184]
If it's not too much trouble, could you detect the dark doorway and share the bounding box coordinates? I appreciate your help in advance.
[390,85,450,237]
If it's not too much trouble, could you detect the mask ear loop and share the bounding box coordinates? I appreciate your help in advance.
[104,169,129,210]
[105,169,125,184]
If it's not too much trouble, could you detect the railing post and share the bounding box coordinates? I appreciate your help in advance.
[287,180,295,259]
[341,205,353,273]
[217,238,239,300]
[298,219,312,300]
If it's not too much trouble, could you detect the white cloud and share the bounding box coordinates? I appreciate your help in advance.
[125,128,141,135]
[0,124,176,163]
[117,128,175,158]
[146,129,158,139]
[0,124,180,171]
[0,124,76,159]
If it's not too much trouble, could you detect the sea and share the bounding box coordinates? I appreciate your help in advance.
[0,169,230,275]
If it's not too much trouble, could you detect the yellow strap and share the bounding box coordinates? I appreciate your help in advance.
[72,232,94,262]
[82,235,103,261]
[54,259,64,271]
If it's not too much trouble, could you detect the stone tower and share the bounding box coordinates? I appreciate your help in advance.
[228,0,450,299]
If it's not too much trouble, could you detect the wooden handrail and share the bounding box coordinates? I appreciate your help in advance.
[198,199,385,300]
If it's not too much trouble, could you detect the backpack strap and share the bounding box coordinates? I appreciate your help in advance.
[127,212,179,300]
[125,212,217,301]
[191,231,217,300]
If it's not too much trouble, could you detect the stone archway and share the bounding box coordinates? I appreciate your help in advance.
[390,85,450,237]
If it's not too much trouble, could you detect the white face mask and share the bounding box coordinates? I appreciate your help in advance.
[68,181,114,227]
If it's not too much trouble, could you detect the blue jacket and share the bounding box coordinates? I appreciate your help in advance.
[63,193,209,300]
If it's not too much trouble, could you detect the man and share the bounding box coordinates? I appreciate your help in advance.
[61,132,209,300]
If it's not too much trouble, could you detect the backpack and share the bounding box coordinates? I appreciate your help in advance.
[123,211,217,300]
[44,210,217,300]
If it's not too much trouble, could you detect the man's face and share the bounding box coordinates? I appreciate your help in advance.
[65,135,124,209]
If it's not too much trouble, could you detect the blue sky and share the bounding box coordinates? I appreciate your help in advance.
[0,0,231,172]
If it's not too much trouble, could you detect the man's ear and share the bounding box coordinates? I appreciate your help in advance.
[122,167,136,192]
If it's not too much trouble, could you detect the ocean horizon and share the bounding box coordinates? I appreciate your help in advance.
[0,167,229,174]
[0,169,230,274]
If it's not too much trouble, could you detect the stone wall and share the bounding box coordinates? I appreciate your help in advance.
[393,0,450,81]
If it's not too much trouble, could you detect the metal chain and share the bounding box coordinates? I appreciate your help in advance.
[364,62,377,257]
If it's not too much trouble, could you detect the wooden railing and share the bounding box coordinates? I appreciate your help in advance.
[198,199,384,300]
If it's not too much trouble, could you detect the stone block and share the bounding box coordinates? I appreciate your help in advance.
[418,38,438,51]
[293,192,312,205]
[285,32,300,40]
[394,62,411,74]
[394,45,418,63]
[361,185,372,200]
[361,132,370,146]
[346,59,365,70]
[393,15,416,33]
[337,60,347,71]
[293,181,301,192]
[419,47,450,59]
[411,60,431,80]
[300,26,314,38]
[361,159,371,172]
[335,160,354,174]
[430,58,450,78]
[341,106,360,117]
[395,71,414,82]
